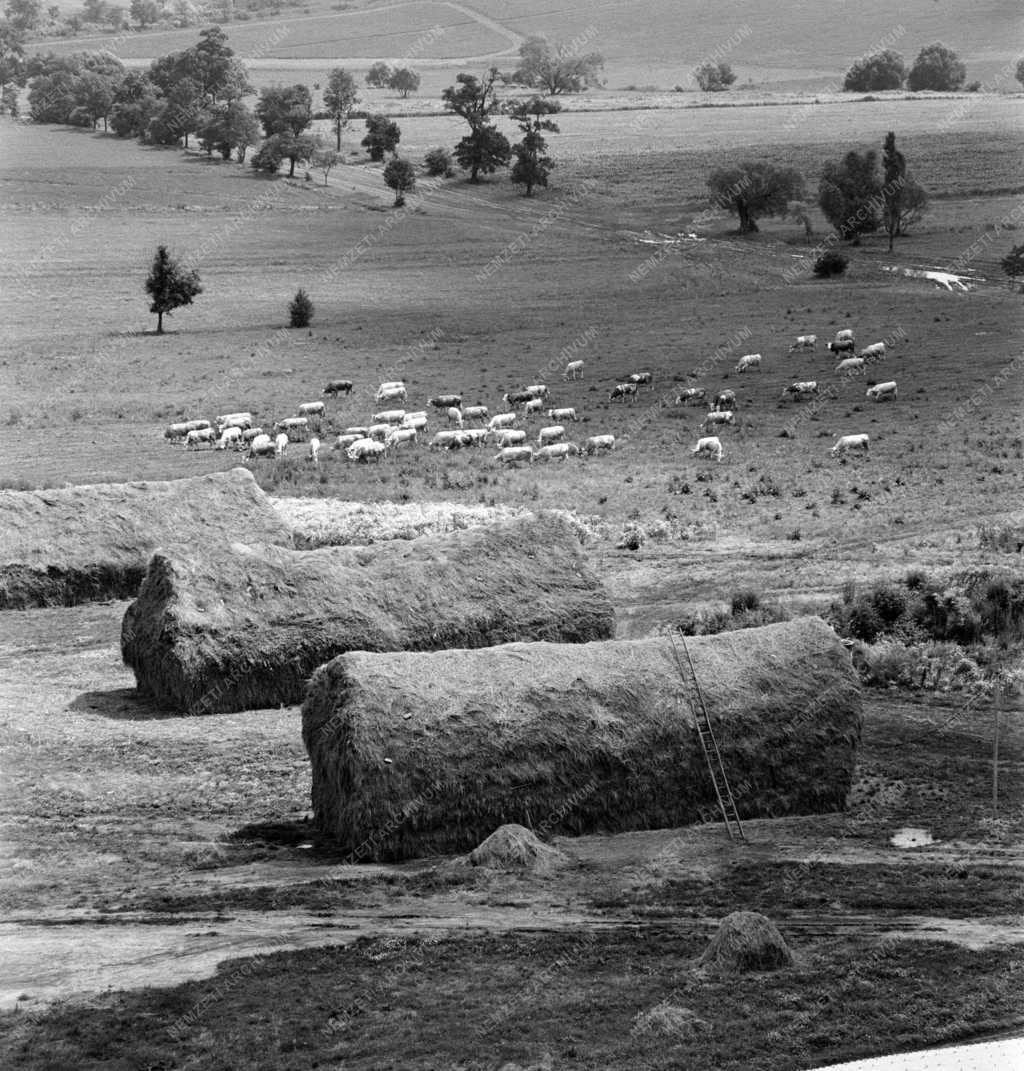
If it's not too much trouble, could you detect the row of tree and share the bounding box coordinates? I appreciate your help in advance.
[707,132,927,249]
[846,42,975,93]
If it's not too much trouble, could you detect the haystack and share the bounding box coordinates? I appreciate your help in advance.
[699,911,793,973]
[0,468,292,610]
[303,617,862,861]
[468,824,569,873]
[122,513,613,714]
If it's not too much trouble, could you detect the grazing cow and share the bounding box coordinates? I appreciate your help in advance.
[735,353,762,373]
[835,357,866,376]
[610,382,638,402]
[537,425,565,445]
[429,430,460,450]
[493,445,533,465]
[584,434,615,454]
[367,423,392,441]
[376,384,407,404]
[629,371,654,390]
[377,380,404,393]
[217,412,253,433]
[372,409,406,425]
[246,434,274,459]
[494,428,527,448]
[401,414,428,431]
[331,433,363,451]
[835,329,855,343]
[547,407,578,422]
[461,428,489,447]
[524,384,548,399]
[524,397,544,416]
[347,437,387,462]
[322,379,353,396]
[274,417,308,439]
[859,342,886,361]
[447,406,464,427]
[462,405,489,422]
[533,442,580,462]
[215,426,243,450]
[701,410,734,432]
[429,394,462,409]
[828,339,856,355]
[298,401,325,421]
[789,335,817,351]
[692,435,724,462]
[308,437,321,465]
[831,433,870,457]
[185,427,217,449]
[563,360,584,380]
[240,426,265,444]
[275,432,289,458]
[781,381,819,400]
[866,381,897,401]
[164,419,211,441]
[488,412,518,431]
[713,389,736,412]
[385,427,417,448]
[503,390,534,406]
[344,426,368,437]
[676,388,707,406]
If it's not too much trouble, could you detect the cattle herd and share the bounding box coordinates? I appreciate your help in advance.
[161,329,894,469]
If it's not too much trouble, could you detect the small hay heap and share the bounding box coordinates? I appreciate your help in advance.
[699,911,793,973]
[122,512,613,714]
[468,824,569,874]
[303,617,862,861]
[0,468,292,610]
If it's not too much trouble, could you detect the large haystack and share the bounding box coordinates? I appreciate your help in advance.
[0,468,292,610]
[122,513,614,714]
[699,911,793,972]
[303,617,862,861]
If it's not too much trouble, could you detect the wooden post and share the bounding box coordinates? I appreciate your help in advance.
[993,680,1002,815]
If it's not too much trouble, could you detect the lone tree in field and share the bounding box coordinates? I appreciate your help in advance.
[145,245,202,334]
[442,69,510,181]
[509,96,560,196]
[907,43,966,91]
[818,150,883,244]
[288,287,313,327]
[695,61,736,92]
[843,49,906,91]
[323,67,358,151]
[361,112,400,160]
[388,66,420,98]
[706,160,805,234]
[383,156,415,206]
[365,61,392,89]
[510,34,603,95]
[311,145,338,185]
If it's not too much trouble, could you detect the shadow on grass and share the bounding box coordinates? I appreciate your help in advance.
[68,687,185,721]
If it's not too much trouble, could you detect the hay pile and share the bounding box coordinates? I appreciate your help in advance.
[122,512,613,714]
[468,825,569,874]
[699,911,793,973]
[303,617,862,861]
[0,468,292,610]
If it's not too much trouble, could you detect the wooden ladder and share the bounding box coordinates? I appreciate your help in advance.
[669,631,746,842]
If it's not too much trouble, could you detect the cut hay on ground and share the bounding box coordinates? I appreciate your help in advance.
[468,824,569,874]
[303,617,862,861]
[699,911,794,973]
[122,512,614,715]
[0,468,292,610]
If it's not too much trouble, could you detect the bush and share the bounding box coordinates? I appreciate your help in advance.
[251,139,285,173]
[845,599,883,642]
[730,589,761,615]
[695,62,736,92]
[908,43,966,92]
[843,49,906,92]
[424,147,454,177]
[870,582,908,627]
[813,250,848,277]
[288,288,313,328]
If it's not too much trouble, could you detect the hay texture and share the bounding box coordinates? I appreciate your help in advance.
[122,513,613,715]
[699,911,794,973]
[468,824,569,874]
[0,468,292,610]
[303,617,861,861]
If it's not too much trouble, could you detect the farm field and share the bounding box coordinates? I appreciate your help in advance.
[1,43,1023,1071]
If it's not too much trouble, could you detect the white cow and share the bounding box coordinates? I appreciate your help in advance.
[713,390,736,412]
[736,353,762,373]
[215,426,243,450]
[835,329,855,343]
[347,438,387,462]
[376,384,407,404]
[240,427,264,444]
[367,423,392,441]
[447,406,464,427]
[345,426,368,437]
[462,405,489,422]
[610,382,638,402]
[859,342,886,361]
[488,412,518,431]
[533,442,580,462]
[373,409,406,425]
[429,430,460,450]
[562,360,584,380]
[584,434,615,454]
[246,434,274,459]
[537,425,565,445]
[164,419,211,441]
[493,445,533,465]
[692,436,724,462]
[494,428,527,448]
[835,357,866,376]
[789,335,817,351]
[385,428,417,448]
[866,381,897,401]
[308,437,321,464]
[781,381,819,400]
[331,433,363,451]
[830,433,870,457]
[274,432,289,457]
[524,397,544,416]
[547,407,578,422]
[701,410,734,431]
[676,388,706,406]
[185,427,217,449]
[274,416,308,439]
[298,401,325,421]
[524,384,548,398]
[217,412,253,433]
[401,414,428,431]
[629,371,654,390]
[461,428,489,447]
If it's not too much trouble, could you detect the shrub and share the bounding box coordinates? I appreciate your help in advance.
[424,147,453,177]
[730,589,761,615]
[908,43,966,92]
[870,582,908,627]
[695,62,736,92]
[813,250,848,277]
[843,49,906,92]
[288,288,313,328]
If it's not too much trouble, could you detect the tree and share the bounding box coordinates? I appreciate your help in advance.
[388,66,420,98]
[109,70,162,138]
[510,34,603,94]
[894,175,928,236]
[365,61,391,88]
[908,43,966,92]
[1,82,18,114]
[129,0,160,26]
[843,49,906,92]
[289,288,313,327]
[0,20,26,94]
[786,199,813,238]
[423,146,453,176]
[74,69,118,129]
[4,0,42,35]
[256,82,312,138]
[442,69,510,182]
[250,134,285,172]
[694,61,736,92]
[1001,244,1024,281]
[322,66,357,151]
[818,150,883,244]
[882,130,905,251]
[813,251,848,278]
[509,95,559,196]
[361,111,399,160]
[383,156,415,205]
[145,245,201,333]
[149,75,202,145]
[706,160,805,234]
[310,144,338,184]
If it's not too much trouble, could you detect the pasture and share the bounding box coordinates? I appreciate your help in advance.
[1,56,1023,1071]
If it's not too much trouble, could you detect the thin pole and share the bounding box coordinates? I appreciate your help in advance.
[993,680,1002,815]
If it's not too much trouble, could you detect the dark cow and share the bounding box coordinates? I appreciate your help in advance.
[322,379,354,396]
